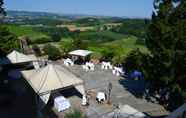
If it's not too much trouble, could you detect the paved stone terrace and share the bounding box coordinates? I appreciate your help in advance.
[58,63,169,117]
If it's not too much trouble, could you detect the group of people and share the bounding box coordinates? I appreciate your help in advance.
[63,58,125,77]
[101,61,113,70]
[112,66,125,76]
[82,62,95,71]
[82,91,106,106]
[63,58,74,67]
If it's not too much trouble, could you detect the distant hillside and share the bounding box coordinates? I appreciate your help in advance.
[6,10,73,21]
[6,10,124,21]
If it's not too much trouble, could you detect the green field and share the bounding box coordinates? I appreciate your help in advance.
[79,31,127,43]
[4,24,147,58]
[5,25,48,39]
[88,36,148,57]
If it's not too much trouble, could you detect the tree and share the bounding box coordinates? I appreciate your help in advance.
[0,0,5,20]
[145,0,185,110]
[59,39,74,56]
[0,26,20,54]
[72,37,87,50]
[43,44,61,60]
[50,33,61,42]
[124,49,144,73]
[0,0,19,55]
[147,0,183,85]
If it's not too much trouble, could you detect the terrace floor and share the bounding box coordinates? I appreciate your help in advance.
[0,62,169,118]
[57,62,169,117]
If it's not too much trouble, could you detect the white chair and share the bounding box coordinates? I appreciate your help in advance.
[112,69,116,75]
[64,60,70,67]
[81,95,87,106]
[101,64,105,70]
[82,65,89,72]
[64,58,74,67]
[108,62,113,70]
[90,63,95,71]
[101,62,106,70]
[105,64,109,70]
[118,67,125,75]
[33,61,40,70]
[116,71,120,76]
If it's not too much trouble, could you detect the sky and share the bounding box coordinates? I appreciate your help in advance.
[5,0,154,18]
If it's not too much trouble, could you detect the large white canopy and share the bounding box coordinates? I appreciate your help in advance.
[69,50,93,57]
[0,50,37,64]
[119,105,146,118]
[21,64,85,95]
[167,103,186,118]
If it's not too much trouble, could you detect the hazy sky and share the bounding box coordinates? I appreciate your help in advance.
[5,0,154,18]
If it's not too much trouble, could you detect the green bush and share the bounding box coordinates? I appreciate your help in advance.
[64,109,84,118]
[112,54,126,65]
[100,47,115,61]
[43,44,61,60]
[59,39,74,56]
[31,37,52,44]
[124,49,144,73]
[90,52,103,60]
[32,44,42,56]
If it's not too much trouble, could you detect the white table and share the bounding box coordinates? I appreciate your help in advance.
[113,67,125,76]
[85,62,95,71]
[54,96,71,112]
[96,92,106,103]
[64,58,74,66]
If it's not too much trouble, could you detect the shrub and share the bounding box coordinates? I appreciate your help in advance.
[64,109,84,118]
[31,37,52,44]
[43,44,61,60]
[112,54,125,65]
[90,52,103,60]
[32,44,42,56]
[100,47,114,61]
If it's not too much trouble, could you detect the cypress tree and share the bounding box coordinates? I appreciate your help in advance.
[146,0,186,110]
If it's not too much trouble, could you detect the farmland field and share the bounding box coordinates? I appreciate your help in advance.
[88,35,148,57]
[4,23,148,58]
[5,25,49,39]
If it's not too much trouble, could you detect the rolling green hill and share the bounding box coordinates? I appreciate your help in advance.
[88,36,148,57]
[79,31,127,43]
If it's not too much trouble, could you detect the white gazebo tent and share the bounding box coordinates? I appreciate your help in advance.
[119,105,146,118]
[167,103,186,118]
[21,64,85,104]
[69,50,93,57]
[0,50,37,65]
[68,50,93,62]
